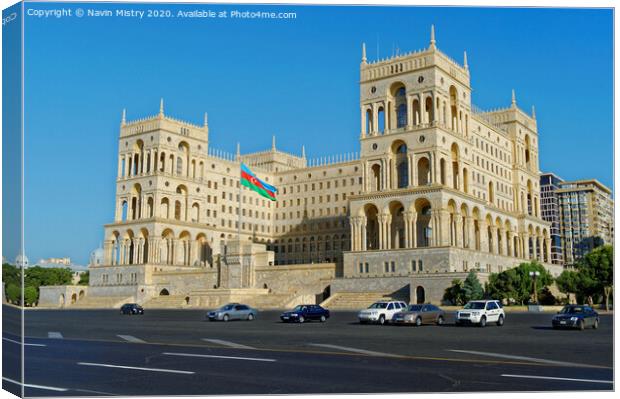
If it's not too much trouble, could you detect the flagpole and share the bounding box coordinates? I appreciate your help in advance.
[238,164,242,243]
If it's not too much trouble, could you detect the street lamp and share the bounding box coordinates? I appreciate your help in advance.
[529,271,541,304]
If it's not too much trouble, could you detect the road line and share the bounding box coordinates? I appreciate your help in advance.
[117,335,146,343]
[308,343,403,358]
[501,374,613,384]
[163,352,276,362]
[47,332,63,339]
[2,377,68,392]
[77,362,194,374]
[448,349,600,369]
[201,339,255,349]
[2,337,46,347]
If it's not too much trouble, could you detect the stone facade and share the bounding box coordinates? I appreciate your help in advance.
[55,26,560,309]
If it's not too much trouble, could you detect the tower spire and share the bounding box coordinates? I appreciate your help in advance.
[159,98,164,116]
[429,24,436,49]
[121,109,126,126]
[362,42,367,64]
[272,135,276,152]
[236,142,241,160]
[531,105,536,119]
[463,51,468,69]
[302,145,306,159]
[511,89,516,107]
[204,112,208,127]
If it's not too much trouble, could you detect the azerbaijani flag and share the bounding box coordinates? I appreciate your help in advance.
[240,163,277,201]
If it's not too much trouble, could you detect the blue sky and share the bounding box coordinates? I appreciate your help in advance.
[15,3,613,265]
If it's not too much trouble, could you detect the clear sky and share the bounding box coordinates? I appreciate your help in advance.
[15,3,613,265]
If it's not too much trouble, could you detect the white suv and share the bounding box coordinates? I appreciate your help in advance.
[358,301,407,325]
[456,300,505,327]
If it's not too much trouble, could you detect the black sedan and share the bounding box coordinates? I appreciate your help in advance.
[120,303,144,315]
[552,305,599,330]
[280,304,329,323]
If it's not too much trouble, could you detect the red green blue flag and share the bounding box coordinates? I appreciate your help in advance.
[240,163,277,201]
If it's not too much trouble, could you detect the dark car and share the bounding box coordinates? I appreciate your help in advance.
[280,304,329,323]
[120,303,144,315]
[552,305,599,330]
[392,303,446,326]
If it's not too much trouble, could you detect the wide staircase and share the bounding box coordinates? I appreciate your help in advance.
[321,292,408,310]
[142,295,190,309]
[244,292,298,310]
[69,295,132,309]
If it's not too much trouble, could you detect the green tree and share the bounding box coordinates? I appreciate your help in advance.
[24,286,38,306]
[555,270,580,304]
[5,284,21,305]
[578,245,613,309]
[462,271,484,302]
[443,279,465,305]
[486,262,553,305]
[78,271,89,285]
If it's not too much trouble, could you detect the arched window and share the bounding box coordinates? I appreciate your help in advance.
[397,104,407,128]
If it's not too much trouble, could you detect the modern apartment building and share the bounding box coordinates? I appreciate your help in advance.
[540,173,564,265]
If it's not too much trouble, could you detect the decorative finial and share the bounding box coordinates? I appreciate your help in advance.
[236,142,241,160]
[511,89,516,107]
[159,98,164,116]
[362,42,367,64]
[272,135,276,151]
[429,25,436,49]
[463,51,468,69]
[531,105,536,119]
[302,145,306,159]
[204,112,208,127]
[121,109,126,125]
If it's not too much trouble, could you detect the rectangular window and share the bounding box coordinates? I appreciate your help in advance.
[419,260,423,272]
[411,260,417,272]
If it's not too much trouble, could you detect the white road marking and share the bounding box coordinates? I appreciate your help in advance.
[117,335,146,343]
[309,343,403,358]
[2,377,68,392]
[163,352,276,362]
[47,332,63,339]
[2,337,46,347]
[77,362,194,375]
[501,374,613,384]
[201,338,255,349]
[448,349,601,368]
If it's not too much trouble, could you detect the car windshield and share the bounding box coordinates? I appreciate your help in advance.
[292,305,305,311]
[464,302,485,310]
[408,305,423,312]
[560,306,583,314]
[368,303,388,309]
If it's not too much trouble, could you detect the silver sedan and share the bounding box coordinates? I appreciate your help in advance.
[207,303,257,321]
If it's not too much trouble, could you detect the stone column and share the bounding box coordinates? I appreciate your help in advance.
[465,216,474,249]
[403,212,412,248]
[411,212,418,248]
[361,219,367,251]
[454,212,463,247]
[406,94,413,129]
[409,153,417,188]
[372,103,378,135]
[350,218,357,251]
[385,214,393,250]
[439,209,450,247]
[360,106,366,137]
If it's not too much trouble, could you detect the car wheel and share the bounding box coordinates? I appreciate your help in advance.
[436,316,444,326]
[579,320,585,330]
[223,314,229,322]
[479,316,487,328]
[593,319,599,329]
[378,315,386,325]
[497,315,504,326]
[247,313,255,321]
[320,315,326,322]
[298,316,305,323]
[415,317,422,327]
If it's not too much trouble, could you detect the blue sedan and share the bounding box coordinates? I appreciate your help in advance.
[552,305,599,330]
[280,304,330,323]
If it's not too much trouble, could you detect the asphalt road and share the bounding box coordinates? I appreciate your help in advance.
[1,305,614,396]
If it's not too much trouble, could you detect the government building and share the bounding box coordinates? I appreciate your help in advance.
[40,27,563,309]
